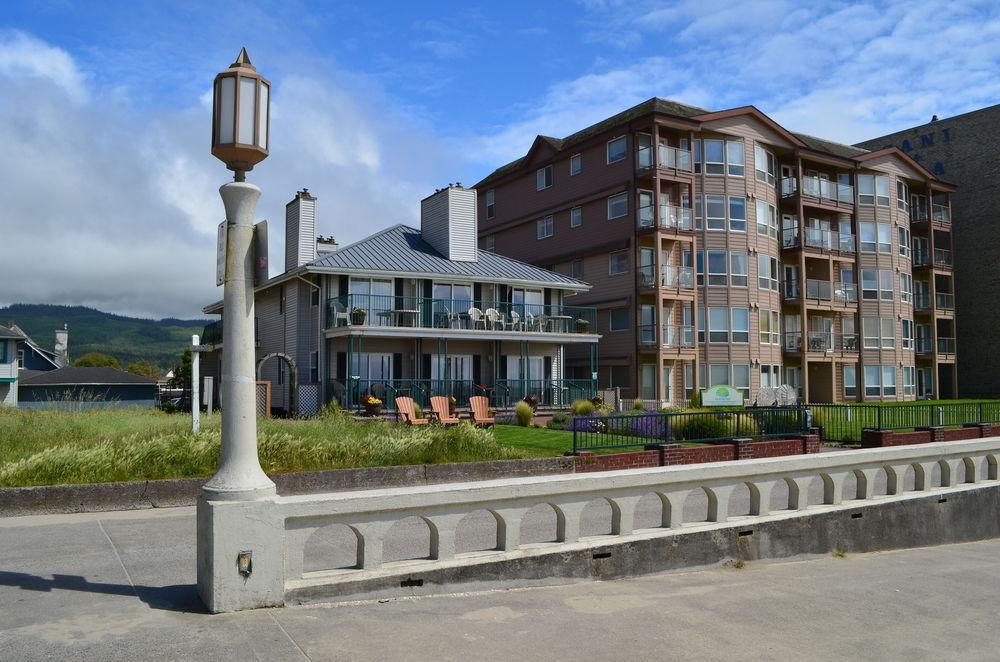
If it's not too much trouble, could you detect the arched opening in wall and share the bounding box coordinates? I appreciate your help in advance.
[930,461,943,488]
[957,457,972,483]
[682,487,710,524]
[633,492,667,530]
[455,510,501,554]
[871,468,889,497]
[727,482,753,518]
[985,455,998,481]
[303,523,361,573]
[842,472,859,500]
[770,479,791,511]
[520,503,561,545]
[579,498,615,538]
[804,475,826,506]
[902,465,917,492]
[382,516,434,563]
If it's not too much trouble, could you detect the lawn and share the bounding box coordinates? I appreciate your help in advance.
[493,424,576,456]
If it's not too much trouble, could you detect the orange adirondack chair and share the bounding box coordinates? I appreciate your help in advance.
[430,396,460,425]
[395,396,429,425]
[469,395,495,427]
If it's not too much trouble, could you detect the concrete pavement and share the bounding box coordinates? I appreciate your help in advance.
[0,503,997,661]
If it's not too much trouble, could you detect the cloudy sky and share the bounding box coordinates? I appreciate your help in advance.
[1,0,997,319]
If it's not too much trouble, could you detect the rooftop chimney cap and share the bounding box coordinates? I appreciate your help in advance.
[931,115,939,122]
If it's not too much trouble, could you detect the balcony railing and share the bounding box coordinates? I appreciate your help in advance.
[785,280,857,304]
[936,292,955,310]
[638,324,695,348]
[913,249,953,268]
[938,337,956,354]
[784,280,800,299]
[916,337,933,354]
[781,227,855,253]
[659,144,693,172]
[783,332,859,353]
[662,265,694,289]
[637,204,693,230]
[915,292,931,311]
[326,295,597,335]
[780,176,854,204]
[932,204,951,223]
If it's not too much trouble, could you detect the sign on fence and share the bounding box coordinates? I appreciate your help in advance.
[702,385,743,406]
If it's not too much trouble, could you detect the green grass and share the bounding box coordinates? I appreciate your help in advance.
[0,406,529,488]
[810,399,1000,444]
[493,425,576,456]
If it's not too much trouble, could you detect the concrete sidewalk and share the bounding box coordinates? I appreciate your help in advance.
[0,507,997,661]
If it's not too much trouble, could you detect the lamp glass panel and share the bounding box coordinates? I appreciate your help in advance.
[217,76,235,144]
[238,76,257,145]
[257,82,269,149]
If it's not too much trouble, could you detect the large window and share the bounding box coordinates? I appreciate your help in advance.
[863,316,896,349]
[708,250,728,285]
[898,227,911,257]
[570,153,582,176]
[708,307,729,342]
[860,222,876,252]
[705,194,726,230]
[875,175,890,206]
[731,308,750,343]
[754,145,776,185]
[730,252,748,286]
[844,365,857,398]
[608,192,628,219]
[758,254,779,291]
[732,364,750,400]
[607,136,627,164]
[609,307,630,331]
[877,223,892,253]
[609,250,629,275]
[858,174,875,205]
[900,273,912,304]
[703,139,725,175]
[536,165,552,190]
[897,180,909,211]
[536,215,553,239]
[902,319,914,349]
[759,309,780,344]
[862,269,893,300]
[727,140,745,177]
[863,365,897,397]
[756,200,777,237]
[903,366,916,396]
[729,196,747,231]
[570,206,582,228]
[486,189,495,219]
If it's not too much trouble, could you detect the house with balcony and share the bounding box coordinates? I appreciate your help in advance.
[0,324,26,406]
[202,186,599,414]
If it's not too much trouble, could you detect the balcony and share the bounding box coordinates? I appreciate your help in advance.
[914,293,931,312]
[936,292,955,310]
[780,176,854,208]
[938,337,956,354]
[913,204,951,225]
[783,332,859,353]
[636,144,693,174]
[781,227,855,254]
[662,265,694,289]
[916,337,933,355]
[913,248,952,269]
[637,204,693,231]
[785,280,857,305]
[326,295,598,335]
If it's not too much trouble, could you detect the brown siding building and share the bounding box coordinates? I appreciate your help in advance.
[475,98,957,404]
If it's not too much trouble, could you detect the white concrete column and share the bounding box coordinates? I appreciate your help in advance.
[854,468,879,500]
[787,476,814,510]
[202,181,276,501]
[611,495,642,535]
[555,501,587,543]
[706,485,736,522]
[355,521,393,570]
[939,459,962,487]
[914,461,936,491]
[661,489,689,528]
[428,513,466,561]
[988,455,999,481]
[821,472,849,505]
[886,464,911,495]
[494,507,525,551]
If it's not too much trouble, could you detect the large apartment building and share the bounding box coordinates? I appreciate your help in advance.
[475,98,958,405]
[857,104,999,398]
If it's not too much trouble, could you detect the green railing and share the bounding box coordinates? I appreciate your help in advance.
[328,378,596,411]
[326,294,597,334]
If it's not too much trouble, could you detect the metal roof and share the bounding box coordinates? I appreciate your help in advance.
[307,224,589,290]
[0,324,25,340]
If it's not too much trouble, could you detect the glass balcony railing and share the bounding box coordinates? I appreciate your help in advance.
[637,204,693,230]
[783,332,859,352]
[781,227,855,252]
[934,248,952,267]
[936,292,955,310]
[938,337,956,354]
[932,204,951,223]
[658,144,693,172]
[662,265,694,289]
[663,324,695,348]
[326,295,598,334]
[784,280,800,299]
[914,293,931,311]
[916,337,933,354]
[914,249,953,268]
[780,176,854,204]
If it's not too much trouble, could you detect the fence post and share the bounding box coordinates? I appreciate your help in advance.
[572,425,578,454]
[980,402,985,424]
[877,406,883,430]
[664,413,672,442]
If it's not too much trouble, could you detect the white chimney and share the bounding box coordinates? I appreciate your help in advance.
[54,324,68,366]
[420,184,478,262]
[285,188,317,272]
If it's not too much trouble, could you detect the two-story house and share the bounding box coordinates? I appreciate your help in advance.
[202,185,599,414]
[0,324,26,406]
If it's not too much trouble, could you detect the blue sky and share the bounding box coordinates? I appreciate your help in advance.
[1,0,998,318]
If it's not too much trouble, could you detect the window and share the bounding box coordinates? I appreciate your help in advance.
[860,223,877,252]
[708,250,728,285]
[879,270,893,300]
[696,251,704,286]
[877,223,892,253]
[709,364,729,387]
[882,366,897,396]
[864,316,896,349]
[609,250,629,275]
[705,194,726,230]
[875,175,890,206]
[785,366,802,396]
[858,174,875,205]
[607,136,627,164]
[694,194,703,229]
[754,145,776,185]
[861,270,878,300]
[730,252,748,286]
[727,140,745,176]
[900,273,912,304]
[760,309,780,344]
[607,192,628,219]
[708,307,729,342]
[693,139,702,174]
[758,254,779,291]
[897,180,909,211]
[703,139,725,175]
[570,206,582,228]
[484,234,495,252]
[684,363,694,399]
[903,366,916,396]
[732,364,750,400]
[609,307,630,331]
[902,319,914,349]
[729,196,747,231]
[571,259,583,279]
[536,215,553,239]
[864,365,880,397]
[486,189,495,219]
[761,364,781,388]
[844,365,857,398]
[898,227,911,257]
[536,165,552,190]
[570,153,582,176]
[756,200,778,237]
[731,308,750,343]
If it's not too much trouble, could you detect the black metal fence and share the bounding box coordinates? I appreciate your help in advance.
[571,407,808,453]
[810,402,1000,443]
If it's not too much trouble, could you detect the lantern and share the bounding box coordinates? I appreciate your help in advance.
[212,48,270,179]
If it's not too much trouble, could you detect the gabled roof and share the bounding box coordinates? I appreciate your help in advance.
[693,105,806,149]
[19,366,156,386]
[307,224,589,290]
[855,146,953,187]
[0,324,25,340]
[9,323,61,369]
[794,132,869,159]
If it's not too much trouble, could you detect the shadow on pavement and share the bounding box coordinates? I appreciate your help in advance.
[0,570,207,614]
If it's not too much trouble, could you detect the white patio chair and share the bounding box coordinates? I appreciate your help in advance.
[468,307,486,330]
[507,310,521,331]
[330,301,350,327]
[485,308,501,330]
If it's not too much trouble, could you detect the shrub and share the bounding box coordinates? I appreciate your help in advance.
[689,389,703,408]
[514,401,534,427]
[547,412,570,429]
[632,399,645,411]
[590,395,604,408]
[413,403,423,419]
[571,399,595,416]
[673,409,759,441]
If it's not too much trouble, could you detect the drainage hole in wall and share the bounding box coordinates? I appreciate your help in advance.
[738,530,754,538]
[850,513,863,519]
[938,497,948,504]
[400,578,424,588]
[592,552,612,560]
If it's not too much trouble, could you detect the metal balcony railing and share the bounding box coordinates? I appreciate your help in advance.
[637,204,693,230]
[784,280,800,299]
[934,248,952,267]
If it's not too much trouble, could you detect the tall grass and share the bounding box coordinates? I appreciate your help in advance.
[0,406,526,487]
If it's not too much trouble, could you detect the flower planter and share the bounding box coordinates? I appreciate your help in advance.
[575,319,590,333]
[351,311,367,325]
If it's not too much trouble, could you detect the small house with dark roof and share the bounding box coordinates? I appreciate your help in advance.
[202,186,600,414]
[0,324,26,406]
[17,366,158,410]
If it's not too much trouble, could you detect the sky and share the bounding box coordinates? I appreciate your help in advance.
[1,0,998,319]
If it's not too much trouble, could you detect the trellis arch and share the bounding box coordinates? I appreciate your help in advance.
[257,352,298,416]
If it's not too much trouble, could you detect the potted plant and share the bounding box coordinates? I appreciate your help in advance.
[362,394,382,417]
[575,318,590,333]
[350,307,367,325]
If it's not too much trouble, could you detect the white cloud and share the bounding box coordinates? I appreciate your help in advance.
[0,32,462,319]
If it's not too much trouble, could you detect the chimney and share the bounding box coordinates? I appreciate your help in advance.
[420,183,478,262]
[54,324,68,366]
[285,188,317,272]
[316,235,338,255]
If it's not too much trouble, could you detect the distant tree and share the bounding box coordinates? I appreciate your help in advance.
[126,361,161,379]
[73,352,121,369]
[169,348,192,389]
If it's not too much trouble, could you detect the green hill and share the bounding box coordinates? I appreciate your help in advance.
[0,304,209,370]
